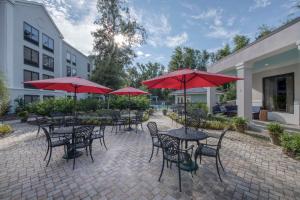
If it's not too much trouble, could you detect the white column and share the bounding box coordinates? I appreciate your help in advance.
[207,87,216,114]
[236,63,252,120]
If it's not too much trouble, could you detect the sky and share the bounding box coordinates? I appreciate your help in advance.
[34,0,300,66]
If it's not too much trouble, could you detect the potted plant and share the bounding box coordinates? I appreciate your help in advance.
[232,117,247,133]
[18,111,29,123]
[162,109,167,115]
[267,122,284,145]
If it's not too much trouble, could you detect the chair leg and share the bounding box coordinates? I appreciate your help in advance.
[218,153,225,172]
[89,144,94,162]
[85,147,88,156]
[102,138,108,150]
[46,147,52,166]
[99,138,103,146]
[216,156,222,182]
[199,154,202,164]
[141,123,143,130]
[149,145,154,163]
[73,146,76,170]
[36,126,40,137]
[158,159,165,181]
[44,143,50,161]
[178,165,182,192]
[156,147,159,156]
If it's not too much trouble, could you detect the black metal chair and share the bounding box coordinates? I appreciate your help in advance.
[91,124,107,150]
[157,133,198,192]
[111,111,126,134]
[35,116,50,137]
[146,122,166,162]
[132,111,144,133]
[41,127,70,166]
[72,126,95,169]
[194,129,228,182]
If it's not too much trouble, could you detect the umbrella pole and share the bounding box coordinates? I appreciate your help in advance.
[74,86,77,118]
[128,94,131,129]
[183,75,187,134]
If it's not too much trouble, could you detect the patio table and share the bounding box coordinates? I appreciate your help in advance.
[166,127,208,147]
[51,126,82,159]
[121,114,136,131]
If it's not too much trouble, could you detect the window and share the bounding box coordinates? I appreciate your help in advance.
[24,70,39,88]
[87,74,90,80]
[87,63,90,72]
[43,95,54,100]
[23,22,39,45]
[72,68,77,76]
[24,95,39,104]
[67,66,71,77]
[263,73,294,113]
[71,54,76,66]
[24,46,39,67]
[42,34,54,52]
[42,54,54,71]
[66,52,71,63]
[42,74,54,79]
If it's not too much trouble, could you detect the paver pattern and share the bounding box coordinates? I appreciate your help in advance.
[0,112,299,200]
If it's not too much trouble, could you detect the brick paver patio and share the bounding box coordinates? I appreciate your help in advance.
[0,112,299,200]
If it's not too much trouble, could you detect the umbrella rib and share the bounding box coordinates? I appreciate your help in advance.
[146,76,183,89]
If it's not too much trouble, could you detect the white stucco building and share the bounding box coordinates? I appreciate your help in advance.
[0,0,92,108]
[207,17,300,125]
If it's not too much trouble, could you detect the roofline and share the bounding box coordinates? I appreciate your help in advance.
[210,16,300,68]
[63,40,89,58]
[14,0,64,39]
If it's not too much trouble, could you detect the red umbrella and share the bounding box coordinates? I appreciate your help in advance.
[24,76,113,115]
[110,87,149,131]
[142,68,242,131]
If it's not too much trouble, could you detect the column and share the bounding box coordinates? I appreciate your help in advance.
[236,63,252,120]
[207,87,216,114]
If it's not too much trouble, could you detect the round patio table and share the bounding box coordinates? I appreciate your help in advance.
[166,127,208,147]
[52,126,82,159]
[121,114,136,131]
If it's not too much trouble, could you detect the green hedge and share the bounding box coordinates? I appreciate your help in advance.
[26,96,150,116]
[281,133,300,158]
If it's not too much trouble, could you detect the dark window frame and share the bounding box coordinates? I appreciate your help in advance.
[71,54,76,66]
[66,66,71,77]
[43,95,55,100]
[24,95,40,105]
[42,54,54,72]
[23,22,39,45]
[24,46,39,67]
[263,72,294,114]
[66,52,71,63]
[24,70,39,89]
[42,33,54,52]
[87,63,90,72]
[42,74,54,80]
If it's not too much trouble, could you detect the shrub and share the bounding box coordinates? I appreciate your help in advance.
[267,122,284,136]
[188,102,208,114]
[17,111,29,122]
[267,122,284,145]
[281,133,300,157]
[77,98,104,112]
[232,117,247,133]
[0,124,12,135]
[109,96,150,110]
[162,109,167,115]
[14,97,26,113]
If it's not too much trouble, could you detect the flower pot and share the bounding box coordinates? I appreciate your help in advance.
[269,133,281,145]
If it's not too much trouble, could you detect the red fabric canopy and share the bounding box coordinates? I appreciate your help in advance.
[142,68,242,89]
[24,77,112,94]
[110,87,149,96]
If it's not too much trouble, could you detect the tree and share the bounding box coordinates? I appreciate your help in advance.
[0,73,10,116]
[91,0,147,89]
[256,24,273,40]
[233,35,250,52]
[168,47,209,71]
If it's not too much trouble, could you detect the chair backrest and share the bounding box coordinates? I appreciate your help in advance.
[217,128,229,151]
[157,133,180,160]
[147,122,158,137]
[136,111,144,121]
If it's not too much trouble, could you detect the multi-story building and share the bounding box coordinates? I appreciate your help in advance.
[0,0,92,108]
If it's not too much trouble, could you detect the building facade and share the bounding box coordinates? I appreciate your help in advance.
[0,0,91,109]
[207,17,300,125]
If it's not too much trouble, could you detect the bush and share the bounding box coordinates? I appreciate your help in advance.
[109,96,150,110]
[281,133,300,158]
[17,111,29,122]
[232,117,247,133]
[77,98,105,112]
[162,109,167,115]
[267,122,284,145]
[187,102,208,114]
[0,124,12,135]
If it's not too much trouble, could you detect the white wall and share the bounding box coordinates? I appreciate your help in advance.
[252,63,300,125]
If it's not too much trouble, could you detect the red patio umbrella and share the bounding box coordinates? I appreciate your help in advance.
[24,76,113,114]
[142,68,242,132]
[110,87,149,131]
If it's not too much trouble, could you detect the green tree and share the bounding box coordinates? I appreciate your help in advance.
[168,47,209,71]
[256,24,274,40]
[91,0,147,89]
[210,44,231,64]
[0,73,10,116]
[233,35,250,52]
